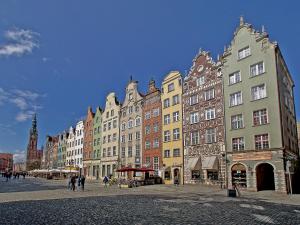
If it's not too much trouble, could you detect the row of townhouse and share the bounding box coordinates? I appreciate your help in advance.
[41,17,299,193]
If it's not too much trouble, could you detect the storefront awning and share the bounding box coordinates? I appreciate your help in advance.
[186,157,201,170]
[202,156,218,170]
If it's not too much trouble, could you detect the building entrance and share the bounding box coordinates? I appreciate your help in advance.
[256,163,275,191]
[231,164,247,188]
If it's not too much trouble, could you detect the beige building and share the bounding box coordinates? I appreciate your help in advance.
[101,92,121,178]
[120,79,143,171]
[161,71,184,184]
[297,122,300,151]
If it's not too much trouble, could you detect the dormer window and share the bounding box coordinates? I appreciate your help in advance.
[128,93,133,100]
[238,46,251,60]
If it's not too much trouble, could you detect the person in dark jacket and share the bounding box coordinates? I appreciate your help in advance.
[70,175,76,191]
[80,176,85,191]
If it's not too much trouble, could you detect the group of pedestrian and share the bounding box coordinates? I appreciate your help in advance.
[1,171,26,182]
[68,174,85,191]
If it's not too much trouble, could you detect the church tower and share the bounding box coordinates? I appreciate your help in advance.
[26,114,39,170]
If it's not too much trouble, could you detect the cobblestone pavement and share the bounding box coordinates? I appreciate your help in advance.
[0,177,300,225]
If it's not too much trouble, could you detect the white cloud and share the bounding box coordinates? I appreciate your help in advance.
[0,87,45,122]
[13,150,26,163]
[0,28,39,57]
[10,97,28,110]
[16,111,35,122]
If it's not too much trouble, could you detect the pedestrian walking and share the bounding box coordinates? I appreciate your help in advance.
[103,175,109,188]
[81,175,85,191]
[77,176,81,191]
[71,175,76,191]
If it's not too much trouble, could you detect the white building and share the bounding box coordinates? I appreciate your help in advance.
[66,126,76,168]
[75,120,84,174]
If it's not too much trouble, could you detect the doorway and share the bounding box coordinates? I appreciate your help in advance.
[256,163,275,191]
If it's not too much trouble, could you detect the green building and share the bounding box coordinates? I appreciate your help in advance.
[222,17,299,193]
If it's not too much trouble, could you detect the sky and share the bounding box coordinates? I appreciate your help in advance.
[0,0,299,162]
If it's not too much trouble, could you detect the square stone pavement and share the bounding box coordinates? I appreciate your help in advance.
[0,177,299,225]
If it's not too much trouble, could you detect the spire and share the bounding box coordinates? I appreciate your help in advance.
[240,16,244,26]
[262,25,265,33]
[31,113,37,135]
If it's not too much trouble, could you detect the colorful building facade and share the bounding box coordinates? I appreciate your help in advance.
[142,79,162,176]
[161,71,184,184]
[0,153,13,172]
[92,107,103,179]
[101,92,121,178]
[183,51,225,185]
[222,17,299,193]
[120,79,143,170]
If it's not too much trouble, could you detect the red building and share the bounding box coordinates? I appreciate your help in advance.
[0,153,13,172]
[83,106,95,177]
[142,79,162,176]
[26,114,43,170]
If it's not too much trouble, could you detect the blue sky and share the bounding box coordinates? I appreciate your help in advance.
[0,1,299,161]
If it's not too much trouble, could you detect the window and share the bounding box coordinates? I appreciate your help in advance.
[164,98,170,108]
[108,135,111,143]
[135,117,141,126]
[108,122,111,130]
[238,46,251,60]
[145,125,151,135]
[145,111,151,120]
[122,110,126,117]
[164,114,171,125]
[232,137,245,151]
[135,144,140,156]
[168,83,174,92]
[190,112,199,124]
[205,128,216,143]
[173,149,180,157]
[128,120,133,129]
[128,106,133,114]
[135,131,140,140]
[102,148,106,157]
[103,124,107,132]
[173,128,180,140]
[230,91,242,106]
[204,88,215,101]
[111,110,114,117]
[107,147,111,157]
[113,120,117,128]
[106,111,109,118]
[145,141,151,150]
[255,134,269,149]
[153,157,159,173]
[113,146,116,156]
[229,71,241,85]
[205,108,216,120]
[145,157,151,164]
[251,84,266,100]
[113,133,117,141]
[173,111,180,122]
[153,138,159,148]
[128,133,133,141]
[253,109,268,126]
[135,106,139,112]
[103,136,106,144]
[153,108,160,117]
[196,76,205,86]
[153,123,159,133]
[172,95,179,105]
[164,150,170,158]
[121,122,126,131]
[128,93,133,100]
[231,114,244,129]
[128,147,132,157]
[189,95,198,105]
[164,130,171,142]
[250,62,265,77]
[191,131,200,145]
[121,147,125,158]
[121,135,125,143]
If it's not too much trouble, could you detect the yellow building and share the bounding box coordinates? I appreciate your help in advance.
[161,71,183,184]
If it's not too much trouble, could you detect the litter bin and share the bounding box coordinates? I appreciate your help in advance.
[228,189,236,197]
